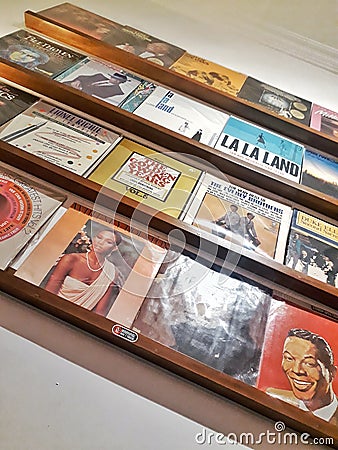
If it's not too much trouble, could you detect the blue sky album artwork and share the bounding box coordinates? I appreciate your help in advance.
[214,116,304,182]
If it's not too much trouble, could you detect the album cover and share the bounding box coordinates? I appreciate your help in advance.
[310,104,338,139]
[170,53,247,96]
[238,77,312,125]
[55,57,146,107]
[0,100,121,176]
[257,297,338,424]
[133,251,272,386]
[301,149,338,200]
[184,173,292,263]
[15,206,167,325]
[38,3,186,67]
[214,116,305,183]
[0,81,37,126]
[88,138,204,219]
[285,210,337,288]
[0,166,65,270]
[122,86,229,147]
[117,80,157,112]
[39,3,124,40]
[0,29,85,78]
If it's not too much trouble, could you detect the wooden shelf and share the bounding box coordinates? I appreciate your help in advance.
[0,267,337,446]
[25,9,338,157]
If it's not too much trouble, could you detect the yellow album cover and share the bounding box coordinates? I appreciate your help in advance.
[170,53,247,96]
[89,138,203,219]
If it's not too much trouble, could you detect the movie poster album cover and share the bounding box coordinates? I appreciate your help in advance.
[184,173,292,262]
[214,116,305,183]
[285,210,337,288]
[238,77,312,125]
[301,149,338,200]
[0,166,65,270]
[120,86,229,147]
[170,53,247,96]
[0,100,121,176]
[39,3,185,67]
[310,104,338,139]
[257,297,338,424]
[133,251,272,386]
[0,29,85,78]
[89,138,203,219]
[55,57,146,107]
[0,81,37,126]
[15,206,167,325]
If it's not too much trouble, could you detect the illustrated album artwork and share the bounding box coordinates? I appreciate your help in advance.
[15,206,167,325]
[214,116,305,183]
[88,138,204,219]
[38,3,186,67]
[183,173,292,263]
[133,251,272,386]
[171,53,247,96]
[55,57,146,107]
[0,100,121,176]
[285,210,338,288]
[238,77,312,125]
[301,149,338,200]
[0,165,64,270]
[0,81,37,126]
[310,104,338,139]
[257,297,338,424]
[0,29,85,78]
[121,86,229,147]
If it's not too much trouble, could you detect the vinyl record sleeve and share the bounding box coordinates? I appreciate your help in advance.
[171,53,247,96]
[0,100,121,176]
[39,3,124,40]
[214,116,305,183]
[0,81,37,126]
[39,3,185,67]
[285,210,338,288]
[133,251,272,386]
[257,297,338,422]
[0,29,85,78]
[310,104,338,139]
[0,166,65,270]
[301,149,338,200]
[183,173,292,263]
[15,206,167,326]
[238,77,312,125]
[89,138,204,219]
[55,57,146,107]
[123,86,229,147]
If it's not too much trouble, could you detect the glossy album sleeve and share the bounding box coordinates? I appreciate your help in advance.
[183,173,292,262]
[133,251,272,386]
[214,116,305,183]
[0,166,65,270]
[55,57,149,107]
[285,210,338,288]
[125,86,229,147]
[15,206,167,326]
[0,29,85,78]
[0,100,121,176]
[0,81,37,126]
[257,296,338,424]
[170,53,247,96]
[89,138,204,219]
